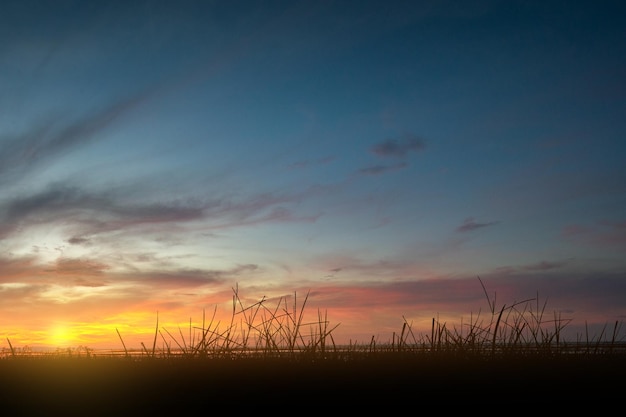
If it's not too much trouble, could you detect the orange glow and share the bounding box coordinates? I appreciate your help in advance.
[1,277,624,352]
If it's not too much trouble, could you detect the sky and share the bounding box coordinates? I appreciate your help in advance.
[1,0,625,351]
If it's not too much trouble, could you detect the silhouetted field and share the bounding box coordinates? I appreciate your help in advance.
[1,282,624,413]
[1,352,625,414]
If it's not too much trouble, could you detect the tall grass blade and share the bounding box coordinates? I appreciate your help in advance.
[152,311,159,357]
[6,338,15,357]
[116,328,129,357]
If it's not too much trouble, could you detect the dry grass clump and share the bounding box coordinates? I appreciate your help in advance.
[110,283,340,360]
[381,277,625,358]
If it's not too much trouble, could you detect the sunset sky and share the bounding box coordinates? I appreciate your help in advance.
[1,0,625,351]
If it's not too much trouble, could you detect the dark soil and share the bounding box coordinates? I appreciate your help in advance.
[0,353,623,414]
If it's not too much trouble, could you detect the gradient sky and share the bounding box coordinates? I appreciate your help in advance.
[1,0,625,350]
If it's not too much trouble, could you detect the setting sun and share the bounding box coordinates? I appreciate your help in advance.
[46,324,76,348]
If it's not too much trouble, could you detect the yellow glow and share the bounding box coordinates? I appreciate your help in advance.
[47,324,77,348]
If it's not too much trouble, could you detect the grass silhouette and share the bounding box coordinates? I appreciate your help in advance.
[103,278,624,359]
[1,278,625,413]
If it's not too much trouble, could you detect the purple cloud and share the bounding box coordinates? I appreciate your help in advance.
[371,134,425,158]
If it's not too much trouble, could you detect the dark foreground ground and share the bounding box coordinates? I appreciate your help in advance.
[0,353,624,414]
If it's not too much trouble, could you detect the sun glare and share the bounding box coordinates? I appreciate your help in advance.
[47,324,76,348]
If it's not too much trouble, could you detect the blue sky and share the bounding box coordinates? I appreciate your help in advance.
[1,0,625,349]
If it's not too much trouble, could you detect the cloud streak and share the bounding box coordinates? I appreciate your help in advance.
[456,217,499,233]
[358,162,407,176]
[0,89,155,185]
[0,181,322,247]
[371,134,425,158]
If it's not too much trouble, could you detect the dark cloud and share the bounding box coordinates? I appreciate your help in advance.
[67,236,90,245]
[371,134,425,158]
[456,217,499,232]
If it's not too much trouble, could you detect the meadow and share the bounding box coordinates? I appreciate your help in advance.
[1,278,625,413]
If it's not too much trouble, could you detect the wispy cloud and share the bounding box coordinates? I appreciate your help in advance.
[0,255,40,283]
[562,220,626,248]
[0,89,154,185]
[124,264,259,289]
[358,162,407,175]
[370,134,425,158]
[456,217,499,233]
[0,251,260,306]
[522,260,568,271]
[0,184,206,239]
[46,257,110,277]
[0,182,323,253]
